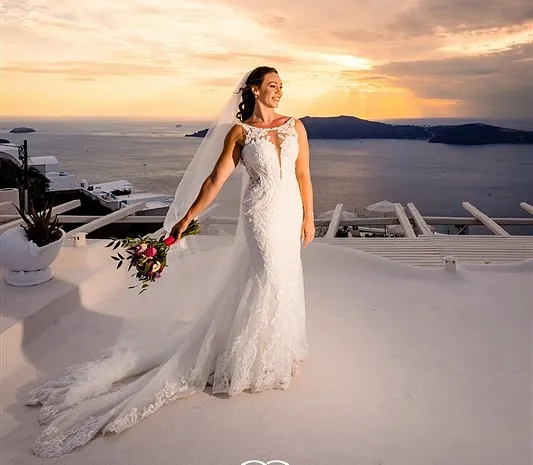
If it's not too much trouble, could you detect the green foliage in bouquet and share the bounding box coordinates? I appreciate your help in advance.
[14,199,62,247]
[106,219,200,294]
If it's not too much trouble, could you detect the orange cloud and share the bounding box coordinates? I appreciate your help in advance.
[2,0,531,118]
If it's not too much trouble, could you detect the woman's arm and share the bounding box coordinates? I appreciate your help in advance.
[170,125,243,238]
[294,119,315,246]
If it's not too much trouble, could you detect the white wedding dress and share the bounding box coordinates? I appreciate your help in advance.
[26,116,309,457]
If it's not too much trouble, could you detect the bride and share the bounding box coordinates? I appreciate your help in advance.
[26,66,315,457]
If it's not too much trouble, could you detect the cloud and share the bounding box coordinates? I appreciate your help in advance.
[1,0,296,86]
[2,0,532,118]
[217,0,533,117]
[67,77,96,82]
[372,43,533,117]
[3,61,181,77]
[389,0,533,36]
[200,52,294,65]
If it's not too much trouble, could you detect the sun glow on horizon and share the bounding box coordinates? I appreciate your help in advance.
[1,0,530,119]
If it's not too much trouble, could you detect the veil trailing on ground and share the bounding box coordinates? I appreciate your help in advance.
[106,71,254,353]
[105,69,254,355]
[99,70,254,361]
[27,71,257,457]
[105,70,257,367]
[107,69,254,361]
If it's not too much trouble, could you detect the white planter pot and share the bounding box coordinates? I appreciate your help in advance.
[0,226,66,286]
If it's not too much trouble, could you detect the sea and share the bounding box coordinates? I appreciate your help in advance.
[1,116,532,235]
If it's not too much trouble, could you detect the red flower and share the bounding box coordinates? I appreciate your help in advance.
[163,236,176,246]
[145,246,157,257]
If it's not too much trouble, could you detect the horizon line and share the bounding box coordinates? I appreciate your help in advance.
[2,115,532,122]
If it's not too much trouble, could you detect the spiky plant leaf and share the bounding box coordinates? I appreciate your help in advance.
[13,200,62,247]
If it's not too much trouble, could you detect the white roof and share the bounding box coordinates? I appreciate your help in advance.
[0,145,21,164]
[28,156,59,166]
[90,180,134,190]
[143,200,172,210]
[119,192,167,201]
[0,144,20,157]
[1,238,531,464]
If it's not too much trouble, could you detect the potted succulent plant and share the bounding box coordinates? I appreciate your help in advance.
[0,200,65,286]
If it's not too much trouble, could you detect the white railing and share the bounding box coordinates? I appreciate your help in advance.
[2,214,533,228]
[148,203,220,239]
[462,202,511,237]
[394,203,416,238]
[3,200,532,243]
[407,202,433,236]
[324,203,344,238]
[520,202,533,216]
[67,202,146,237]
[0,200,81,234]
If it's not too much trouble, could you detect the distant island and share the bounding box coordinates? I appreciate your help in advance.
[9,127,36,134]
[185,116,533,145]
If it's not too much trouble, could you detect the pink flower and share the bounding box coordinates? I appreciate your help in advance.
[144,246,157,257]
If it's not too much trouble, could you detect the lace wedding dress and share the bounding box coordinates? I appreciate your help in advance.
[27,116,309,457]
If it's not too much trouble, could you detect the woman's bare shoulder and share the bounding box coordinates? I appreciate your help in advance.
[225,123,246,146]
[293,117,307,132]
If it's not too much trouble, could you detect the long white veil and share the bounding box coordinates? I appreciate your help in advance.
[164,70,252,234]
[27,71,255,457]
[107,69,253,369]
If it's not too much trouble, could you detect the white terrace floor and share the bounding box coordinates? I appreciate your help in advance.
[1,235,532,465]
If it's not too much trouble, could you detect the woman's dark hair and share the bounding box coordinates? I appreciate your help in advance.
[236,66,278,122]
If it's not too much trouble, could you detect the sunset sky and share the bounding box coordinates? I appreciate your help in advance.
[1,0,532,119]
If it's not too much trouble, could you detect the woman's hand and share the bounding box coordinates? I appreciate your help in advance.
[301,217,315,248]
[170,216,192,241]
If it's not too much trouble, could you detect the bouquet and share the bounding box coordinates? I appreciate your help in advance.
[107,219,200,293]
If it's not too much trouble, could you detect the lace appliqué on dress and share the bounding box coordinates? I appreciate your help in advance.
[27,114,308,457]
[31,416,101,458]
[239,117,297,181]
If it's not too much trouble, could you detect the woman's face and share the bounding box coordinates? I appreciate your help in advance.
[255,72,283,108]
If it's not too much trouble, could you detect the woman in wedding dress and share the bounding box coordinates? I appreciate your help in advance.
[26,66,315,457]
